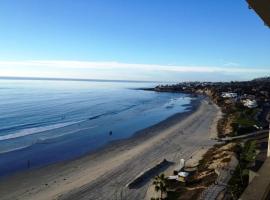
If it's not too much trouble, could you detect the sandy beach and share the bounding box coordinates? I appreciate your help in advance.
[0,97,221,200]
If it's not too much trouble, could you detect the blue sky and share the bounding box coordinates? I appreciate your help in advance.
[0,0,269,81]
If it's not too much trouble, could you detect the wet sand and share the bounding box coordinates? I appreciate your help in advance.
[0,97,221,200]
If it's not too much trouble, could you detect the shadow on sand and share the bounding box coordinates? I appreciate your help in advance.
[127,159,173,189]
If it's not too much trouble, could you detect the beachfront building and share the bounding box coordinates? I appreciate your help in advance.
[178,171,189,182]
[243,99,258,108]
[221,92,238,98]
[168,172,190,183]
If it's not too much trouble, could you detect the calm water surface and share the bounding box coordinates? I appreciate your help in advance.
[0,79,192,176]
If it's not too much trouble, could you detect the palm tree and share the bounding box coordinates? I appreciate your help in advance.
[152,173,167,200]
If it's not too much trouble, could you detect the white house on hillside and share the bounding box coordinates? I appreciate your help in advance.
[221,92,238,98]
[243,99,258,108]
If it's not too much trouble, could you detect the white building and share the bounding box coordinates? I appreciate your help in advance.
[221,92,238,98]
[243,99,258,108]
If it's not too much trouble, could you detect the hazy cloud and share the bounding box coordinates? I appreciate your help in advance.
[0,60,269,81]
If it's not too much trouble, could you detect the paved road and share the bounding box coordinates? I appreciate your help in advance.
[220,129,268,142]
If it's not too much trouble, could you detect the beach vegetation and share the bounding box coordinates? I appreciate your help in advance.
[228,140,257,198]
[229,107,261,136]
[152,173,168,200]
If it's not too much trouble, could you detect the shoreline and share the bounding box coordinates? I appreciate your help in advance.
[0,96,221,200]
[0,94,198,178]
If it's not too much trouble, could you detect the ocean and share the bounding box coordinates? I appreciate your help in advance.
[0,79,192,176]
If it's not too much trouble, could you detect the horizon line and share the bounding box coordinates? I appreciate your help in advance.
[0,76,165,84]
[0,75,259,83]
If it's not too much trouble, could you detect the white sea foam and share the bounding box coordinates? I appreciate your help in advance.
[0,121,80,141]
[0,126,97,154]
[37,126,97,143]
[0,144,33,154]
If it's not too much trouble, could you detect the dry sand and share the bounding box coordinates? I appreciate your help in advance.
[0,98,221,200]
